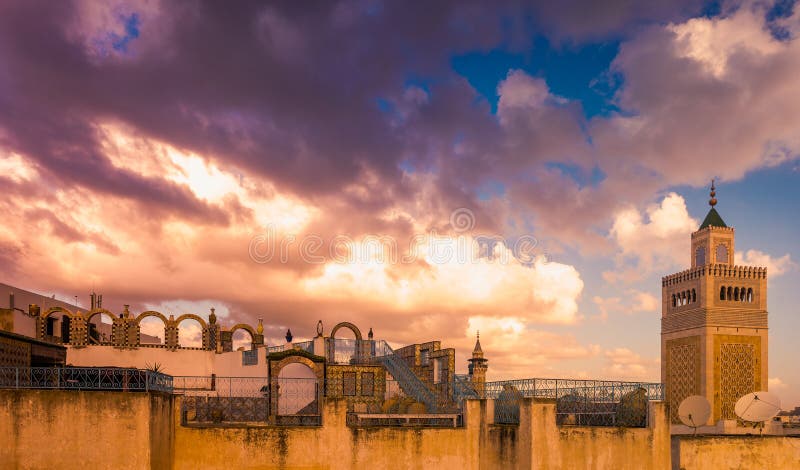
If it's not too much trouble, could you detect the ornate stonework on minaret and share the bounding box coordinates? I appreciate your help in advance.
[661,182,768,424]
[468,332,488,398]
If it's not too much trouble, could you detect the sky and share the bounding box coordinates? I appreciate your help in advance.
[0,0,798,407]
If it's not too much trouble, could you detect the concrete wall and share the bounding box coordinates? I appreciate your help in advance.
[672,435,800,470]
[0,390,173,470]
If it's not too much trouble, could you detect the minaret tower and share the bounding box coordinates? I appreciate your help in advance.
[661,182,768,424]
[468,332,488,398]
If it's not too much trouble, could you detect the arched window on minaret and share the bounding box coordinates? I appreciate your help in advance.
[716,244,728,263]
[740,286,746,302]
[747,288,753,303]
[692,289,696,303]
[696,247,706,266]
[734,287,739,301]
[672,294,676,308]
[720,286,726,300]
[727,286,733,300]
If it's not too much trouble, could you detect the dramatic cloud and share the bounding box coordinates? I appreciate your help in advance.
[602,347,660,381]
[736,249,796,276]
[0,0,798,399]
[592,290,660,321]
[593,3,800,186]
[604,193,698,283]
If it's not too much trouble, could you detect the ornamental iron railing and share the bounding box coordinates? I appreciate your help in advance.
[176,376,321,425]
[0,367,173,393]
[484,378,663,426]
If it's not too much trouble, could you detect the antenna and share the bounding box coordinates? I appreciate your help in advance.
[734,391,781,430]
[678,395,711,434]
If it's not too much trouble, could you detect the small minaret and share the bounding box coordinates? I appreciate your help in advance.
[468,331,488,398]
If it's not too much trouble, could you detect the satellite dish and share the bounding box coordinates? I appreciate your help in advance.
[735,391,781,423]
[678,395,711,430]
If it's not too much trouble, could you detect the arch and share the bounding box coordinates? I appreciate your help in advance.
[692,289,696,303]
[229,323,256,340]
[41,306,76,320]
[727,286,733,300]
[733,287,739,301]
[268,353,325,418]
[175,314,208,330]
[85,308,118,324]
[330,322,363,341]
[85,309,116,345]
[672,294,676,308]
[136,310,169,325]
[137,311,169,346]
[175,314,207,348]
[740,286,746,302]
[681,291,687,306]
[747,288,753,302]
[720,286,726,300]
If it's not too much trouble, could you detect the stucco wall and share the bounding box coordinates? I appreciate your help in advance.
[0,390,173,470]
[479,399,671,470]
[67,345,266,377]
[672,435,800,469]
[173,397,482,470]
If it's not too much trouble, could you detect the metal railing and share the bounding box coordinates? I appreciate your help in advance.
[483,378,663,426]
[176,376,321,425]
[0,367,173,393]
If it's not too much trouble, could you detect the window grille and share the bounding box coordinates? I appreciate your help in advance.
[242,349,258,366]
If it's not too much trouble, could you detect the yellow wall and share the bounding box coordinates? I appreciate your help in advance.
[1,389,795,470]
[672,435,800,469]
[0,390,172,470]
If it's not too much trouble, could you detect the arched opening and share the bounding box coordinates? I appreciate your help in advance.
[330,326,357,364]
[87,312,115,345]
[681,291,687,306]
[177,317,203,348]
[727,286,733,300]
[277,363,318,415]
[716,244,728,263]
[695,246,706,266]
[138,314,167,346]
[232,329,254,351]
[672,294,676,308]
[692,289,696,303]
[720,286,726,300]
[747,288,753,303]
[42,310,72,344]
[733,287,739,301]
[740,286,746,302]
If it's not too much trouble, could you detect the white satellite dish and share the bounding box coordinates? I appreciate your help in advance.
[678,395,711,431]
[734,391,781,423]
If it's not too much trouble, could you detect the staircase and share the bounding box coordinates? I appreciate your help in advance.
[371,341,437,412]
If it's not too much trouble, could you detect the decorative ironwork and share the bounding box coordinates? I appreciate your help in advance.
[0,367,173,392]
[481,378,663,426]
[176,376,270,424]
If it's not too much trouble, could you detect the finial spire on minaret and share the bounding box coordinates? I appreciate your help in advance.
[709,179,717,207]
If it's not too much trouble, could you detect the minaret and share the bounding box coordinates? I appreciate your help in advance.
[661,181,768,424]
[468,332,488,398]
